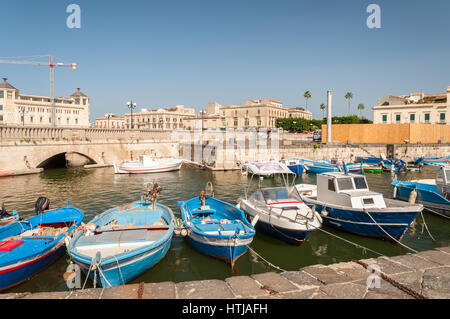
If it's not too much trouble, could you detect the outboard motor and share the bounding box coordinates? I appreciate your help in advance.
[35,197,50,215]
[0,203,10,218]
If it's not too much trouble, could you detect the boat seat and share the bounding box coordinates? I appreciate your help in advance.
[192,208,216,215]
[76,229,150,247]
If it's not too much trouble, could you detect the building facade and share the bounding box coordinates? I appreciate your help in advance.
[0,78,90,127]
[123,105,196,130]
[373,87,449,125]
[95,114,125,129]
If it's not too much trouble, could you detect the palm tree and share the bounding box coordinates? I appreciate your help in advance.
[357,103,365,118]
[320,103,326,119]
[304,91,311,111]
[345,92,353,116]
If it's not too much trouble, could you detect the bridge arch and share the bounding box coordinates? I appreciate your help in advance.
[37,152,97,170]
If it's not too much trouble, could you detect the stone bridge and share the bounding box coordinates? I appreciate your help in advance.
[0,126,180,174]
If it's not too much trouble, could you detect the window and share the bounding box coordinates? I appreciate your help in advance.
[440,113,446,122]
[436,170,444,184]
[362,198,375,205]
[382,114,387,123]
[395,114,401,123]
[328,179,335,191]
[0,105,2,111]
[424,113,430,123]
[410,113,415,123]
[354,177,368,189]
[0,91,3,98]
[7,92,12,99]
[0,115,3,121]
[337,178,354,191]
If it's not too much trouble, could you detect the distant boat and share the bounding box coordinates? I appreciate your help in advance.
[281,158,304,175]
[243,161,296,177]
[296,167,422,241]
[361,164,382,174]
[0,200,84,292]
[355,155,406,173]
[114,155,183,174]
[414,155,450,166]
[303,159,362,174]
[237,162,322,245]
[0,209,19,227]
[178,183,255,267]
[67,185,175,287]
[392,164,450,217]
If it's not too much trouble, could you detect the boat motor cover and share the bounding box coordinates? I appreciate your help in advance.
[35,197,50,215]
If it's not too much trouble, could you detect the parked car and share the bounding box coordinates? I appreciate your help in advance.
[313,130,322,142]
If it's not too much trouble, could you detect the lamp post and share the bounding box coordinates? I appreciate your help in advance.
[18,107,28,126]
[127,101,137,129]
[106,113,112,129]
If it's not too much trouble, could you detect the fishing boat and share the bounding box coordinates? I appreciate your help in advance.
[0,199,84,291]
[296,164,423,241]
[303,159,362,174]
[244,161,296,177]
[114,155,183,174]
[281,158,304,175]
[0,206,19,227]
[414,155,450,166]
[392,164,450,217]
[361,164,382,174]
[237,162,322,245]
[67,183,174,287]
[178,182,255,267]
[355,156,406,173]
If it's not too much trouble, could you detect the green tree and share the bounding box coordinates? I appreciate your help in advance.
[345,92,353,116]
[320,103,326,119]
[304,91,311,111]
[357,103,365,118]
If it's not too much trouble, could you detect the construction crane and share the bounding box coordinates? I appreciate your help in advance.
[0,55,77,127]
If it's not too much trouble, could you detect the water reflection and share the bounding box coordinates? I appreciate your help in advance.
[0,165,448,293]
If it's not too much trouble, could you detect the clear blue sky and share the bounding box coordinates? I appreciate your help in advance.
[1,0,449,122]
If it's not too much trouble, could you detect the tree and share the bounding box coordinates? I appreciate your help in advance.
[320,103,326,119]
[345,92,353,116]
[357,103,365,118]
[304,91,311,111]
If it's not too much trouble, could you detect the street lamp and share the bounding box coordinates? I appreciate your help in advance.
[127,101,137,129]
[105,113,112,129]
[18,107,28,126]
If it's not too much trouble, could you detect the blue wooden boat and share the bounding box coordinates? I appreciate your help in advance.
[296,170,423,241]
[0,201,84,291]
[414,155,450,166]
[392,164,450,217]
[355,156,406,173]
[178,183,255,267]
[67,194,175,288]
[0,210,19,227]
[281,158,304,175]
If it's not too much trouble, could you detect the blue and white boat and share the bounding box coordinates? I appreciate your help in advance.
[0,201,84,291]
[281,158,305,175]
[392,164,450,217]
[178,183,255,267]
[67,190,174,288]
[414,155,450,166]
[296,169,423,241]
[237,162,322,245]
[0,209,19,227]
[355,156,406,173]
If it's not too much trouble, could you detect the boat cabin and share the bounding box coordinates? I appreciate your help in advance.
[316,172,386,209]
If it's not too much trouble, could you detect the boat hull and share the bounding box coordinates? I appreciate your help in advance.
[305,165,339,174]
[114,161,182,174]
[392,181,450,217]
[0,242,66,291]
[74,235,172,287]
[287,164,304,175]
[187,232,252,265]
[302,199,420,241]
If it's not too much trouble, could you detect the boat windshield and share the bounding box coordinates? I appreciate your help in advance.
[445,169,450,184]
[252,187,303,204]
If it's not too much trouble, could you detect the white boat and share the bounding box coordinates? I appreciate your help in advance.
[114,155,183,174]
[237,161,322,245]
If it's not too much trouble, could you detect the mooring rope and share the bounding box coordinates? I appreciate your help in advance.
[424,207,450,220]
[420,211,436,242]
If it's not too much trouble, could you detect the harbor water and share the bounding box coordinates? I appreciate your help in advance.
[0,165,449,293]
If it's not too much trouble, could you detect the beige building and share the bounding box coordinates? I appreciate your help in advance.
[373,87,449,125]
[123,105,196,130]
[95,114,125,129]
[0,78,90,127]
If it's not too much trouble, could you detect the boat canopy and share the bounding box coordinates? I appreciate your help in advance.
[251,186,303,204]
[246,162,295,176]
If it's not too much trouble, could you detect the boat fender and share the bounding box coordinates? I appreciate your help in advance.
[64,235,71,248]
[409,188,418,204]
[313,210,323,224]
[393,186,397,199]
[321,208,328,217]
[174,228,181,236]
[180,228,188,237]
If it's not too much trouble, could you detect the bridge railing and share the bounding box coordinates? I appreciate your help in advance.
[0,125,175,142]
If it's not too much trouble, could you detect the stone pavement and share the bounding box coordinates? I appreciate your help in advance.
[1,246,449,299]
